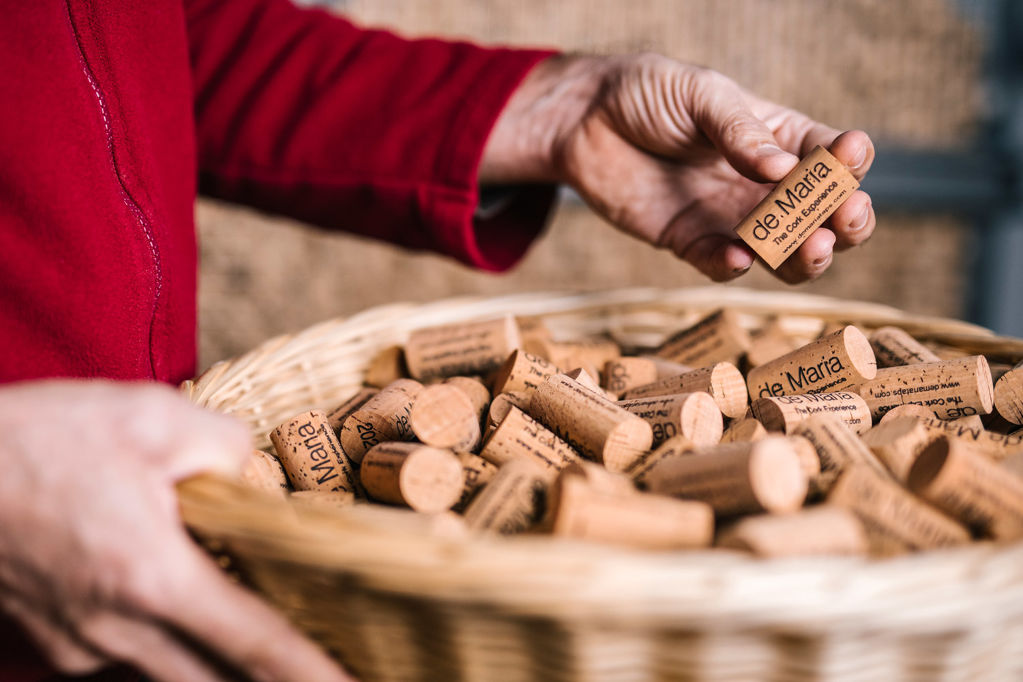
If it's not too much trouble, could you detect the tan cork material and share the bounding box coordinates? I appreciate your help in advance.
[860,416,939,482]
[855,356,994,421]
[994,362,1023,425]
[603,357,660,399]
[617,392,723,447]
[720,418,768,444]
[869,327,942,367]
[717,505,867,558]
[479,405,582,479]
[751,392,871,435]
[451,451,498,513]
[360,442,465,513]
[325,387,379,435]
[622,362,748,420]
[491,349,559,395]
[240,449,290,496]
[653,309,751,367]
[485,391,532,432]
[365,345,409,388]
[525,337,621,373]
[404,315,521,382]
[747,326,877,399]
[270,409,362,496]
[463,458,549,534]
[409,384,481,452]
[789,414,891,494]
[338,378,422,464]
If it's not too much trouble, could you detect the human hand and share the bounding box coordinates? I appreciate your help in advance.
[481,53,875,283]
[0,380,354,682]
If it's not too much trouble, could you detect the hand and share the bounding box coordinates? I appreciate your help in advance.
[481,53,875,283]
[0,380,354,682]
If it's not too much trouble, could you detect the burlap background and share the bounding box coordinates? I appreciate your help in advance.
[197,0,982,369]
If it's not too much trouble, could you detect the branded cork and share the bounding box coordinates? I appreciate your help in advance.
[480,405,582,477]
[855,356,994,422]
[360,442,465,513]
[622,362,749,419]
[339,378,422,464]
[289,490,358,510]
[463,458,549,534]
[603,357,660,398]
[240,450,290,496]
[558,460,638,497]
[746,320,802,368]
[653,309,751,367]
[563,367,614,401]
[485,391,532,432]
[364,345,409,388]
[734,145,860,269]
[868,327,942,367]
[751,391,871,435]
[530,374,653,472]
[720,418,768,443]
[547,475,714,550]
[878,403,937,425]
[788,435,824,498]
[717,506,867,558]
[789,414,891,493]
[444,376,492,423]
[618,392,723,447]
[491,350,559,396]
[645,437,808,515]
[452,451,498,512]
[525,337,621,373]
[626,435,697,489]
[994,363,1023,425]
[908,437,1023,540]
[826,465,970,556]
[271,410,362,495]
[859,416,938,482]
[404,315,522,382]
[952,414,985,430]
[913,415,1023,461]
[325,387,379,435]
[408,384,482,452]
[747,326,877,399]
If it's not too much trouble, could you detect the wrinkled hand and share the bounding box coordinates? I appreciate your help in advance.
[0,380,353,682]
[481,53,875,283]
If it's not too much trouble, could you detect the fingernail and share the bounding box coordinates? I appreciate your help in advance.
[850,144,868,170]
[849,203,870,231]
[812,253,832,268]
[757,143,787,158]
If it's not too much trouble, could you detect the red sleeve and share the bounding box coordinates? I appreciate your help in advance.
[186,0,558,272]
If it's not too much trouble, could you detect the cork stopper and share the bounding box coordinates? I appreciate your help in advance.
[717,505,868,557]
[289,490,358,510]
[720,418,768,444]
[270,410,362,495]
[444,376,492,423]
[479,405,582,478]
[626,435,698,488]
[869,327,941,367]
[558,460,637,497]
[860,416,938,482]
[365,345,409,388]
[912,415,1023,461]
[994,364,1023,426]
[734,145,860,269]
[603,357,660,398]
[787,435,823,498]
[622,362,748,420]
[653,309,751,367]
[491,350,559,396]
[530,374,653,473]
[360,442,465,513]
[485,391,532,432]
[404,316,522,382]
[525,337,621,373]
[325,387,379,435]
[878,403,935,425]
[515,316,551,346]
[747,326,877,399]
[452,451,498,512]
[562,367,609,399]
[463,458,549,534]
[617,392,723,447]
[643,356,694,379]
[645,437,808,515]
[908,437,1023,540]
[751,392,871,435]
[855,356,994,421]
[338,378,422,464]
[746,320,802,368]
[789,414,891,494]
[240,449,290,496]
[408,384,481,452]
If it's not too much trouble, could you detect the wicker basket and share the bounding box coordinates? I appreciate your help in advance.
[180,287,1023,682]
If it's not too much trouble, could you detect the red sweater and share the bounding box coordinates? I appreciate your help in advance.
[1,0,553,677]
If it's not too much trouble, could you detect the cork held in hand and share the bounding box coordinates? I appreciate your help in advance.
[734,146,860,269]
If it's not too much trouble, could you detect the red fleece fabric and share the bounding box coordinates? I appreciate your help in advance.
[0,0,555,678]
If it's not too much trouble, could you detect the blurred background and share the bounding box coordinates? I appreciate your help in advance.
[196,0,1023,370]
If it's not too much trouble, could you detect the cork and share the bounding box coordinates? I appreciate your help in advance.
[547,475,714,550]
[720,418,768,443]
[564,366,616,402]
[289,490,358,510]
[445,376,491,423]
[622,362,748,419]
[365,345,409,388]
[788,435,823,498]
[617,392,723,447]
[734,145,860,269]
[859,416,938,482]
[789,414,891,494]
[626,435,698,488]
[913,415,1023,461]
[644,437,808,515]
[359,442,465,513]
[828,464,970,556]
[869,327,941,367]
[751,392,871,435]
[644,356,694,379]
[479,405,582,479]
[1000,451,1023,479]
[240,450,290,496]
[463,458,549,534]
[338,378,422,464]
[717,506,867,558]
[854,356,994,421]
[408,384,481,452]
[653,309,751,367]
[270,410,362,495]
[530,374,653,473]
[515,316,551,346]
[485,391,532,432]
[878,403,936,425]
[404,316,521,382]
[746,326,877,399]
[525,337,621,373]
[452,451,498,512]
[491,350,559,396]
[558,460,637,497]
[994,363,1023,425]
[325,387,379,435]
[952,414,985,430]
[603,357,660,398]
[908,437,1023,540]
[746,320,802,368]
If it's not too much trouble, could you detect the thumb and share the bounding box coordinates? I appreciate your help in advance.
[690,71,798,182]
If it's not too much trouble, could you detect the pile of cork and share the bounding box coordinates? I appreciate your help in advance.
[242,310,1023,558]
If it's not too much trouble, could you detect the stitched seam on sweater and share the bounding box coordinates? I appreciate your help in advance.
[200,163,471,195]
[64,0,161,379]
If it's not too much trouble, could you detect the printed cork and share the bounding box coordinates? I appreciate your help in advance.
[626,435,698,488]
[325,387,379,435]
[463,458,549,534]
[855,355,994,421]
[860,416,938,482]
[746,326,877,399]
[653,309,751,367]
[479,405,582,478]
[339,378,422,464]
[452,451,498,512]
[525,337,621,373]
[618,392,723,447]
[603,357,660,399]
[912,415,1023,461]
[869,327,941,367]
[717,506,867,558]
[720,418,768,444]
[270,410,363,496]
[444,376,492,423]
[622,362,748,419]
[485,391,532,432]
[751,391,871,434]
[360,442,465,513]
[408,383,481,452]
[404,315,522,382]
[364,345,409,388]
[491,349,559,395]
[789,414,891,494]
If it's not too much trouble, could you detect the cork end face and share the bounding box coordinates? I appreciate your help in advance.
[680,392,724,445]
[602,419,655,473]
[748,438,808,512]
[410,385,480,450]
[400,447,465,513]
[841,326,877,381]
[750,398,788,433]
[491,350,521,395]
[907,437,950,495]
[709,363,749,419]
[975,355,995,414]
